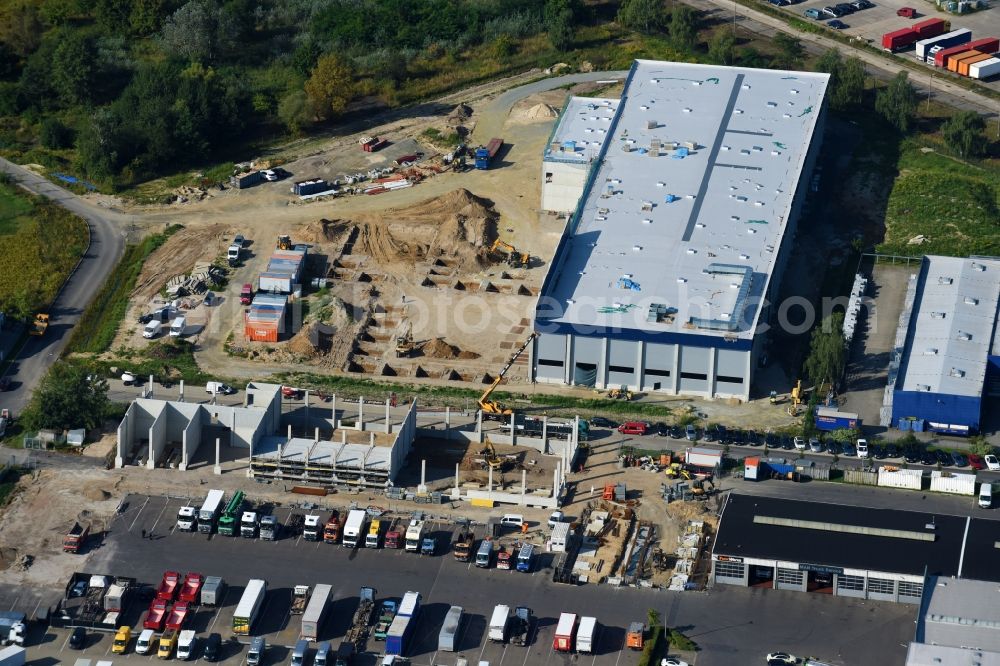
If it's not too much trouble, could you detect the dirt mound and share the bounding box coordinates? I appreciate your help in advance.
[132,225,230,301]
[419,338,481,360]
[286,297,356,357]
[300,218,351,244]
[83,487,111,502]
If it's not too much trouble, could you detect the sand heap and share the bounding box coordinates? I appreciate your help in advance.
[419,337,480,360]
[348,189,498,268]
[287,296,356,357]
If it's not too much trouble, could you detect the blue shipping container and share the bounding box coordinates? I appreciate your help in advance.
[385,615,412,655]
[814,407,860,431]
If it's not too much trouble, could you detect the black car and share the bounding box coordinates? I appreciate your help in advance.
[842,442,856,457]
[764,431,778,448]
[202,633,222,662]
[871,444,887,460]
[825,440,840,455]
[704,426,718,442]
[669,426,683,440]
[716,425,730,443]
[920,450,937,466]
[654,422,670,437]
[69,627,87,650]
[884,444,900,459]
[903,445,922,463]
[835,2,855,12]
[781,435,795,450]
[590,417,617,428]
[951,451,968,467]
[935,449,952,466]
[746,430,761,446]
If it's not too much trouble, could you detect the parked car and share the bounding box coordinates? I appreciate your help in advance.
[654,422,670,437]
[794,436,806,450]
[233,234,246,247]
[884,444,899,459]
[935,449,952,466]
[856,439,869,458]
[822,6,844,18]
[764,431,778,448]
[842,442,856,457]
[704,426,718,442]
[951,451,969,467]
[825,440,840,455]
[809,438,823,453]
[732,429,746,446]
[985,454,1000,471]
[685,425,698,441]
[835,3,855,13]
[897,6,916,16]
[206,382,236,395]
[590,417,617,428]
[669,426,684,440]
[804,7,823,17]
[202,634,222,662]
[781,436,795,451]
[871,444,887,460]
[828,19,848,28]
[281,386,302,399]
[851,0,874,8]
[746,430,760,447]
[968,453,986,470]
[903,445,922,463]
[767,654,797,665]
[920,450,938,466]
[70,627,87,650]
[548,511,564,527]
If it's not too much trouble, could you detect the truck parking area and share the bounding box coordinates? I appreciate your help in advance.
[28,493,918,666]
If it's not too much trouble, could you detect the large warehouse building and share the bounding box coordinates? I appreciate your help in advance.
[887,255,1000,435]
[531,60,829,401]
[711,494,1000,604]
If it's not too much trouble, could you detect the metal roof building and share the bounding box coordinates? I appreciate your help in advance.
[905,576,1000,664]
[711,494,1000,604]
[890,255,1000,434]
[532,60,829,401]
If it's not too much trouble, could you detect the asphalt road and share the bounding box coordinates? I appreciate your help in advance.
[47,493,915,666]
[0,158,127,414]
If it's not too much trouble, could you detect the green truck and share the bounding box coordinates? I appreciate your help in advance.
[217,490,245,537]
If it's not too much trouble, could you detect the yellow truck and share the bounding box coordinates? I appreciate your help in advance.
[30,313,49,336]
[157,630,177,659]
[112,626,131,654]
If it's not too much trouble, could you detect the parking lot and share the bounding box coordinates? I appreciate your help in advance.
[771,0,1000,92]
[9,493,914,666]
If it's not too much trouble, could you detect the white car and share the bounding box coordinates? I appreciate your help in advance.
[262,169,278,181]
[548,511,564,528]
[662,659,690,666]
[765,653,797,665]
[856,439,869,459]
[793,436,806,450]
[986,454,1000,471]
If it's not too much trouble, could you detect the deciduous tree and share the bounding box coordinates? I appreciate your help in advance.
[708,30,735,65]
[304,54,354,121]
[803,311,847,389]
[942,110,986,158]
[875,71,917,133]
[21,362,110,433]
[617,0,667,34]
[668,6,700,52]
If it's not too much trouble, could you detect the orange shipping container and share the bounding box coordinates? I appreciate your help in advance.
[947,50,979,72]
[959,52,994,76]
[245,322,278,342]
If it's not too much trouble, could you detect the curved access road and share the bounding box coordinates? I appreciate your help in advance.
[0,158,127,413]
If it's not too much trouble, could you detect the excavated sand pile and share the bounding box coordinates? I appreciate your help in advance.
[419,337,480,360]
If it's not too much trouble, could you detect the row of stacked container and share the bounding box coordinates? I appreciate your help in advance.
[244,246,307,342]
[883,17,1000,78]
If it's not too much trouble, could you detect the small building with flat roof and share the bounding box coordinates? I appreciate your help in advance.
[541,97,619,214]
[532,60,829,401]
[889,255,1000,435]
[711,494,1000,604]
[905,576,1000,664]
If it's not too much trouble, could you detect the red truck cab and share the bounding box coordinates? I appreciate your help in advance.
[323,514,341,543]
[385,530,402,549]
[897,6,916,17]
[618,422,648,435]
[240,283,253,305]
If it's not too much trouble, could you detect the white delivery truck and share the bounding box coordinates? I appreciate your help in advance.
[488,605,510,642]
[143,320,162,338]
[197,489,225,534]
[233,579,267,635]
[169,316,186,337]
[404,519,425,552]
[342,510,367,548]
[301,583,332,641]
[176,630,197,660]
[175,506,197,532]
[577,616,597,653]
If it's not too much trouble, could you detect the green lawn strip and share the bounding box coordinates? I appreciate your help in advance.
[66,225,183,354]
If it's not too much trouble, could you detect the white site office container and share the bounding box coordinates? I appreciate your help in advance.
[930,471,976,495]
[550,522,570,552]
[577,616,597,653]
[877,467,923,490]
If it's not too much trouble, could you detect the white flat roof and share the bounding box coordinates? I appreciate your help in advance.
[539,60,828,340]
[906,643,1000,666]
[255,436,392,471]
[899,256,1000,396]
[544,97,620,164]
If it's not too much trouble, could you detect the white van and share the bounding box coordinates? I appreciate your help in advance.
[856,439,869,459]
[143,320,162,338]
[500,514,524,529]
[169,316,186,337]
[980,483,993,509]
[135,629,156,655]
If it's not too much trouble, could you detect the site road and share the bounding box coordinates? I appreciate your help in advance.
[18,493,913,666]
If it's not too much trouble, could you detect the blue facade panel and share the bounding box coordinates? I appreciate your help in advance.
[892,390,983,434]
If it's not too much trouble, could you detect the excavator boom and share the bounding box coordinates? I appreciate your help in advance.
[478,333,536,414]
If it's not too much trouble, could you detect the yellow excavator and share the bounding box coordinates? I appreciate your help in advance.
[489,239,530,269]
[479,440,507,471]
[607,384,634,401]
[395,323,414,358]
[479,333,536,416]
[788,379,804,416]
[277,234,292,250]
[665,463,692,480]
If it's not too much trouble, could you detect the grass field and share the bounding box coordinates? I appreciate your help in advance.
[877,144,1000,257]
[0,181,88,318]
[66,225,182,354]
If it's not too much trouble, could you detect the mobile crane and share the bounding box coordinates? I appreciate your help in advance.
[478,333,536,417]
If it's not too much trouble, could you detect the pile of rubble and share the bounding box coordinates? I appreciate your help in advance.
[668,520,705,591]
[166,261,226,297]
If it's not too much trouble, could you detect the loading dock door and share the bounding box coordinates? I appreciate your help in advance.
[574,363,597,387]
[749,564,774,588]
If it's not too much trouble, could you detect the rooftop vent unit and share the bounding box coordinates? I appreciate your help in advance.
[950,368,966,378]
[647,120,657,129]
[924,348,938,355]
[971,262,986,271]
[917,384,932,392]
[930,312,946,319]
[937,277,953,285]
[964,296,979,306]
[958,331,972,341]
